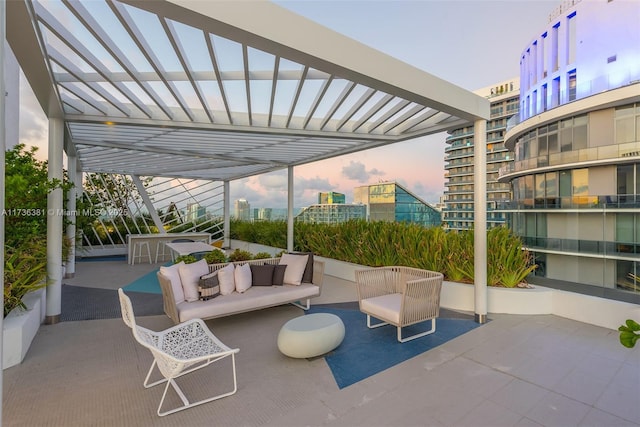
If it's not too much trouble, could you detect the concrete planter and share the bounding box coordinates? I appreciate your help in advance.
[3,287,46,369]
[229,241,640,330]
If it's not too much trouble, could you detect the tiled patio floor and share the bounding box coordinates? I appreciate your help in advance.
[3,259,640,426]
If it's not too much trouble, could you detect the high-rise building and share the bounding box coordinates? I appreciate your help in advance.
[234,199,251,221]
[500,0,640,299]
[443,79,518,231]
[295,204,366,224]
[253,207,273,221]
[185,202,206,223]
[318,192,346,204]
[354,182,441,227]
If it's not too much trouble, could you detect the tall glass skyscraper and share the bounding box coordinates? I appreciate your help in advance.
[354,182,441,227]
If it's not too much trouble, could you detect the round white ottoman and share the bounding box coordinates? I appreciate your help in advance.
[277,313,345,358]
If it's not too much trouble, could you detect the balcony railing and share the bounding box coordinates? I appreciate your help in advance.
[497,194,640,210]
[499,141,640,179]
[509,71,640,131]
[523,236,640,260]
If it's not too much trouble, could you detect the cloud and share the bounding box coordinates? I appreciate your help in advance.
[341,161,385,183]
[18,71,48,159]
[230,170,337,210]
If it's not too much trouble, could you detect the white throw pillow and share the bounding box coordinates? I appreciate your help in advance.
[218,263,236,295]
[235,263,252,293]
[178,259,209,302]
[279,253,309,286]
[159,261,186,304]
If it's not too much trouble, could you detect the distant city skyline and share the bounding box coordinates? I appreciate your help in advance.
[17,1,560,207]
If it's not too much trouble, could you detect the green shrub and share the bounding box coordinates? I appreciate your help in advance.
[228,249,253,262]
[230,219,536,287]
[204,250,227,264]
[253,252,272,259]
[4,237,48,316]
[174,255,197,264]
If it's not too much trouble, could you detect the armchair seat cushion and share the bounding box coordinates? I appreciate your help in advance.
[360,293,402,324]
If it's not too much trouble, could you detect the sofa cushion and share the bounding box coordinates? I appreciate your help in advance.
[198,271,220,300]
[178,259,209,302]
[288,251,314,283]
[159,261,186,304]
[177,283,321,322]
[272,265,286,286]
[218,262,236,295]
[279,253,308,286]
[250,264,275,286]
[360,293,402,324]
[235,263,252,293]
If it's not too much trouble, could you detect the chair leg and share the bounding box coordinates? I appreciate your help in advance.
[397,318,436,343]
[143,359,168,389]
[156,353,238,417]
[291,299,311,310]
[366,314,389,329]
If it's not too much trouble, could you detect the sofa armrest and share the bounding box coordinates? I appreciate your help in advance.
[312,260,325,295]
[156,272,181,325]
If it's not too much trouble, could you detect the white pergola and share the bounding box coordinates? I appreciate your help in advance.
[3,0,490,325]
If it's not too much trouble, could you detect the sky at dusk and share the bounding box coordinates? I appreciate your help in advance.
[18,0,560,209]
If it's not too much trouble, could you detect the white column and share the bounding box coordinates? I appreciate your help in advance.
[287,166,294,252]
[223,181,230,248]
[474,119,488,324]
[46,118,64,324]
[65,156,77,278]
[1,0,7,413]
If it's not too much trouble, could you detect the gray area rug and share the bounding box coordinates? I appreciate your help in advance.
[60,284,164,321]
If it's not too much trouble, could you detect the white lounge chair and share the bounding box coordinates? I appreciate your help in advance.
[118,288,239,416]
[355,266,443,343]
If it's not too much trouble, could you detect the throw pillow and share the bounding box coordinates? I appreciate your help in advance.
[279,253,308,286]
[218,263,236,295]
[198,271,220,300]
[178,259,209,302]
[250,264,275,286]
[288,251,314,283]
[272,265,287,286]
[159,261,186,304]
[235,263,252,293]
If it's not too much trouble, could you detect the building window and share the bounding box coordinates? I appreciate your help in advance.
[617,164,635,204]
[541,83,548,111]
[573,115,588,149]
[567,12,577,65]
[559,170,571,204]
[568,69,577,101]
[541,31,548,78]
[615,104,639,143]
[552,77,560,107]
[572,169,589,201]
[551,23,560,72]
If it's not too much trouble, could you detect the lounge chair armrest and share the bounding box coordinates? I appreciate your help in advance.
[355,268,396,300]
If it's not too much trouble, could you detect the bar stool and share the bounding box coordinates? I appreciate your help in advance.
[155,241,169,263]
[130,241,152,265]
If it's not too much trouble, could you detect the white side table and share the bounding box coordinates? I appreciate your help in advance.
[277,313,345,358]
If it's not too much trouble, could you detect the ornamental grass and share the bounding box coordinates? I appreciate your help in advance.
[231,219,536,288]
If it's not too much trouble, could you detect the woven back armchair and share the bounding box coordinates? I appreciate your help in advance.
[355,266,444,343]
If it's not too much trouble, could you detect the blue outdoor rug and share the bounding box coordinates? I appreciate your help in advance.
[122,265,167,294]
[306,303,482,389]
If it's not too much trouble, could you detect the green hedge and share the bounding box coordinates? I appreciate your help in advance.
[230,219,536,288]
